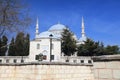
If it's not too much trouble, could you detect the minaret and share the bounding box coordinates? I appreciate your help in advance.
[35,18,39,38]
[81,16,85,37]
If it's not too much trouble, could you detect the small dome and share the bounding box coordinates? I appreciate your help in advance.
[73,35,78,40]
[49,23,66,31]
[79,36,87,41]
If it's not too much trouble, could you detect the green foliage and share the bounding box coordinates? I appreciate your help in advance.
[104,45,120,55]
[15,32,25,56]
[77,39,102,56]
[0,38,2,54]
[8,37,15,56]
[14,32,30,56]
[0,32,30,56]
[10,32,30,56]
[61,28,77,56]
[77,38,120,56]
[24,34,30,56]
[0,35,8,56]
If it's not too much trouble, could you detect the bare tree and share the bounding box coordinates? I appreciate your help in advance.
[0,0,31,37]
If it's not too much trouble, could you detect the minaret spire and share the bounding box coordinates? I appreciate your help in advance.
[35,17,39,38]
[81,16,85,37]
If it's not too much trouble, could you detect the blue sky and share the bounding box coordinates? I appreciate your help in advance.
[28,0,120,46]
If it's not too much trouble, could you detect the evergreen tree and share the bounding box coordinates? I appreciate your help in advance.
[104,45,120,55]
[24,34,30,56]
[0,38,2,54]
[8,37,15,56]
[94,42,105,56]
[61,28,77,56]
[15,32,25,56]
[77,39,104,56]
[0,35,8,56]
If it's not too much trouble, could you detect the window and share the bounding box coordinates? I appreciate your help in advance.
[37,44,40,49]
[6,59,9,63]
[88,60,92,63]
[0,59,2,63]
[13,59,17,63]
[51,55,54,60]
[66,60,69,62]
[21,59,24,63]
[73,60,77,63]
[35,55,39,60]
[81,60,84,63]
[43,55,47,60]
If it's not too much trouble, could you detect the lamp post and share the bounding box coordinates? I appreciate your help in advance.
[49,34,53,62]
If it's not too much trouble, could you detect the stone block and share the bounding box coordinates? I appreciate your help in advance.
[93,69,98,78]
[55,65,61,69]
[58,70,64,74]
[98,69,112,79]
[1,74,7,77]
[56,74,62,78]
[94,62,106,68]
[113,70,120,79]
[64,70,70,73]
[53,69,60,74]
[106,61,120,69]
[38,70,46,74]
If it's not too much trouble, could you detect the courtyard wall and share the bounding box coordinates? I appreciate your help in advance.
[93,55,120,80]
[0,62,94,80]
[0,55,120,80]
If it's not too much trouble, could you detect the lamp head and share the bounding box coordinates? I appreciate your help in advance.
[49,34,53,37]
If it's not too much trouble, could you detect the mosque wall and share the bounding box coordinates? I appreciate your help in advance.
[29,38,61,62]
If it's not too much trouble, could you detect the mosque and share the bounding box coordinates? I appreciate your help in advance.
[29,17,87,62]
[0,17,92,64]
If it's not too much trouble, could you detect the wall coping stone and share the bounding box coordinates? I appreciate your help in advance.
[0,62,93,66]
[93,55,120,62]
[0,56,29,58]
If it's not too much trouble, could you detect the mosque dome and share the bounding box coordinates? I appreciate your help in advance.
[37,23,67,39]
[49,23,66,31]
[38,31,54,38]
[37,23,77,39]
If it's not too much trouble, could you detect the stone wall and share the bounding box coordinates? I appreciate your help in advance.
[93,55,120,80]
[0,62,94,80]
[1,55,120,80]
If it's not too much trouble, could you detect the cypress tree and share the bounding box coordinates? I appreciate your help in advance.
[61,28,77,56]
[24,33,30,56]
[77,39,105,56]
[0,35,8,56]
[15,32,25,56]
[8,37,15,56]
[0,38,2,54]
[104,45,120,55]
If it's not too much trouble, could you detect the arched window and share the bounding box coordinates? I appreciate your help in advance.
[37,44,40,49]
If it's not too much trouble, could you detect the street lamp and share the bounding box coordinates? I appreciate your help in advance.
[49,34,53,62]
